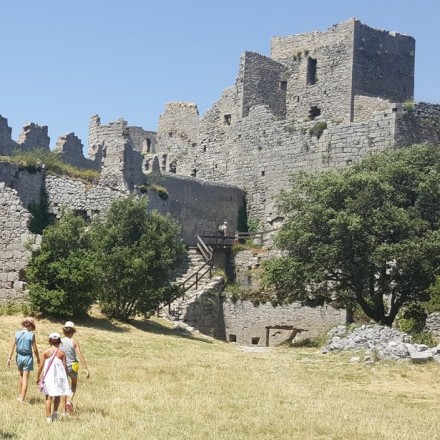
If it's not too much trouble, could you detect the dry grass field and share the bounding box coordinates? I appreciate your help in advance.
[1,312,440,440]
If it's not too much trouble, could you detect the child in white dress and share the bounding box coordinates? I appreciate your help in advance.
[35,332,71,423]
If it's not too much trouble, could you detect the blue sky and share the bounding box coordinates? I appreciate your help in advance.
[1,0,439,150]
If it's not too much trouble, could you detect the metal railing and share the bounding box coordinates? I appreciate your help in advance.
[202,228,280,248]
[158,235,214,317]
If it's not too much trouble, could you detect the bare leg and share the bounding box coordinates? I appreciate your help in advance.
[53,396,60,412]
[70,376,78,400]
[18,371,30,402]
[63,375,77,413]
[18,371,23,400]
[45,396,52,417]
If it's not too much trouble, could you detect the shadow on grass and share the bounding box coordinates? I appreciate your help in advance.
[129,318,214,344]
[0,432,17,439]
[41,310,215,343]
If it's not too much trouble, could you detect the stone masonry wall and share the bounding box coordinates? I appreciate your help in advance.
[0,183,36,301]
[395,102,440,147]
[146,174,245,245]
[223,300,346,347]
[0,162,44,208]
[241,51,287,119]
[44,175,127,218]
[188,104,396,224]
[353,95,392,122]
[0,116,15,155]
[17,122,50,151]
[271,19,355,123]
[156,102,200,175]
[353,21,415,103]
[54,133,98,170]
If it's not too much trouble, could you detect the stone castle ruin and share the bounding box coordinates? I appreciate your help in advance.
[1,19,440,344]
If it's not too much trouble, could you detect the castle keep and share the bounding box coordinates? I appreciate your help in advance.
[1,19,440,343]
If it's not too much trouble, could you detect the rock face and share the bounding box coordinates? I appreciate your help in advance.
[322,324,440,363]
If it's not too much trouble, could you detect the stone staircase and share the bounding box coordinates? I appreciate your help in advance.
[161,247,214,321]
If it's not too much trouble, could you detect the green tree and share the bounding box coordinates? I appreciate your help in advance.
[26,211,96,318]
[261,144,440,326]
[90,196,185,320]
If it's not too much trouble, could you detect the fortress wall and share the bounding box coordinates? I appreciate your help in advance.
[147,174,245,245]
[241,52,287,119]
[353,95,393,122]
[126,127,157,154]
[156,102,200,174]
[17,123,50,151]
[0,116,15,155]
[193,103,396,225]
[44,175,126,218]
[0,162,44,207]
[222,300,346,346]
[353,21,415,103]
[54,133,98,170]
[271,19,355,123]
[88,116,128,159]
[395,102,440,147]
[189,86,241,182]
[0,183,35,301]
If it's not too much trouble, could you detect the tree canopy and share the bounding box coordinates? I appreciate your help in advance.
[27,211,96,317]
[27,196,186,320]
[261,144,440,325]
[89,196,185,320]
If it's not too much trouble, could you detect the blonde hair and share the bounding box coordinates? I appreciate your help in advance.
[21,317,36,331]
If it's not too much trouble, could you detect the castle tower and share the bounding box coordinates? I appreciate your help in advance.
[270,19,415,123]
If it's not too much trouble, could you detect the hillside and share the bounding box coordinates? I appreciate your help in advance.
[1,312,440,439]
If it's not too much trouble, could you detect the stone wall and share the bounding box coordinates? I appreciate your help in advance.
[352,21,415,104]
[156,102,200,175]
[241,51,287,119]
[17,122,50,151]
[54,133,98,170]
[271,19,355,123]
[186,104,397,225]
[44,175,126,218]
[146,174,245,245]
[0,115,15,155]
[153,19,420,226]
[223,300,346,346]
[0,162,44,207]
[395,102,440,147]
[0,181,37,301]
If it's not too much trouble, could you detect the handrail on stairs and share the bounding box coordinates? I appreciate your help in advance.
[157,235,214,317]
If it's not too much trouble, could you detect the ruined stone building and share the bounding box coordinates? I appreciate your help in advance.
[1,19,440,344]
[153,18,440,226]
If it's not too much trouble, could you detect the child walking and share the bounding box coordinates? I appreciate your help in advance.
[6,317,40,403]
[35,332,71,423]
[60,321,90,415]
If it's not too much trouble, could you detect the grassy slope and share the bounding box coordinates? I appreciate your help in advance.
[1,313,440,440]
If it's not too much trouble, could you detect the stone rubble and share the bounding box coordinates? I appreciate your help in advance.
[322,324,440,364]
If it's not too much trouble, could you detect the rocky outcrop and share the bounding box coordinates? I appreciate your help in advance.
[322,324,440,363]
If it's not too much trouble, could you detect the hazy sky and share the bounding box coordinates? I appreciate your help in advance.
[1,0,439,150]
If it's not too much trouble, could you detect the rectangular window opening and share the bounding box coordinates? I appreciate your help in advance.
[224,114,232,126]
[307,58,317,85]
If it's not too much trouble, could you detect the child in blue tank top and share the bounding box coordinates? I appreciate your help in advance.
[6,317,40,403]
